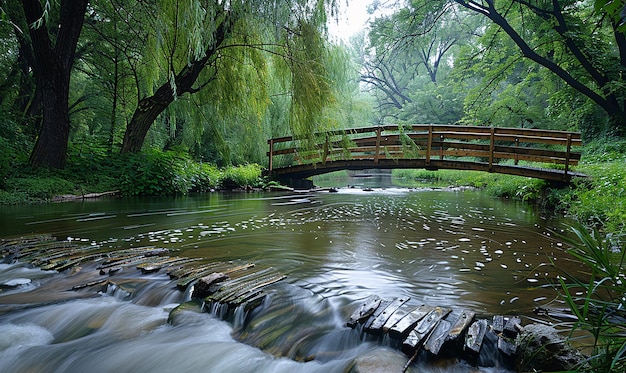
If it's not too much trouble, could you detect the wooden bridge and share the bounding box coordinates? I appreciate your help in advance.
[266,125,585,186]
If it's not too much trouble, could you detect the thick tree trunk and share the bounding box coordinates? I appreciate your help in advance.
[21,0,88,169]
[29,69,72,168]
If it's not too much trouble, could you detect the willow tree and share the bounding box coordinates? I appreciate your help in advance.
[120,0,339,154]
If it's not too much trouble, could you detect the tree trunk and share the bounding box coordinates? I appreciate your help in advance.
[21,0,88,169]
[120,11,231,153]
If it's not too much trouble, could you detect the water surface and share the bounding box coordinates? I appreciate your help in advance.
[0,188,578,372]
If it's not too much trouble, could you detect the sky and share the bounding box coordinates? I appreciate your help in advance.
[327,0,373,43]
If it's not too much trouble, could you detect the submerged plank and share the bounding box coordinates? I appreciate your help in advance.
[402,307,449,351]
[363,299,393,330]
[382,304,418,334]
[424,319,451,355]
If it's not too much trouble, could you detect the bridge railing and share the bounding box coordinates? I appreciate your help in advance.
[267,125,582,174]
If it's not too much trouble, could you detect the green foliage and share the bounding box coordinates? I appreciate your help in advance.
[221,164,263,189]
[117,150,263,196]
[392,168,547,200]
[555,161,626,234]
[118,150,196,196]
[549,139,626,234]
[2,174,75,201]
[555,226,626,372]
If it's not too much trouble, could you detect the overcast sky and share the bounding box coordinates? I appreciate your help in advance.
[327,0,372,42]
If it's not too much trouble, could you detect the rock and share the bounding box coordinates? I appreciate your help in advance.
[352,348,407,373]
[515,323,588,372]
[191,272,228,298]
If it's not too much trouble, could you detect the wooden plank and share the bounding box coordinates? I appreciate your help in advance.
[464,319,488,354]
[498,336,517,356]
[381,304,418,334]
[388,304,433,339]
[424,319,452,355]
[503,316,522,338]
[446,309,475,342]
[230,275,286,305]
[402,307,450,351]
[365,296,410,334]
[492,315,504,334]
[347,295,382,328]
[363,299,393,330]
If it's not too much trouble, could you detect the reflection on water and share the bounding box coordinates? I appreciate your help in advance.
[0,187,578,372]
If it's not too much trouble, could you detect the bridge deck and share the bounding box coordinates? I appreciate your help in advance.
[266,125,585,184]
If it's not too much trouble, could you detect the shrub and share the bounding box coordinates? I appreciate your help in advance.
[220,164,263,189]
[118,150,194,196]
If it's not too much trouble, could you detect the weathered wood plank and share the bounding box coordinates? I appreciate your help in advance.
[503,316,522,338]
[347,295,382,328]
[389,304,433,339]
[465,319,488,354]
[365,296,410,334]
[402,307,450,352]
[497,336,517,356]
[381,303,418,334]
[492,315,504,334]
[363,299,393,330]
[424,319,452,355]
[446,309,475,342]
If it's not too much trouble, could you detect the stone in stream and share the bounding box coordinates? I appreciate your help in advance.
[515,323,589,372]
[352,348,407,373]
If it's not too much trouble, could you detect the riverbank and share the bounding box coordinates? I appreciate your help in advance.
[2,141,625,239]
[389,139,626,240]
[0,150,268,204]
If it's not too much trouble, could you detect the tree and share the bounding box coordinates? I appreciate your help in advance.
[18,0,89,168]
[361,2,472,124]
[119,0,339,154]
[451,0,626,135]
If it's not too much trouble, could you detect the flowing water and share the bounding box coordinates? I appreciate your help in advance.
[0,185,580,372]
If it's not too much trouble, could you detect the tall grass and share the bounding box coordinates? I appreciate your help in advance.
[555,226,626,372]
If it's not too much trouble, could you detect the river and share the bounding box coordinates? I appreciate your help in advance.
[0,185,579,372]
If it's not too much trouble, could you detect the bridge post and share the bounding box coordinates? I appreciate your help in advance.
[488,127,495,171]
[375,127,382,164]
[322,135,329,165]
[268,139,274,172]
[426,125,432,166]
[565,133,572,175]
